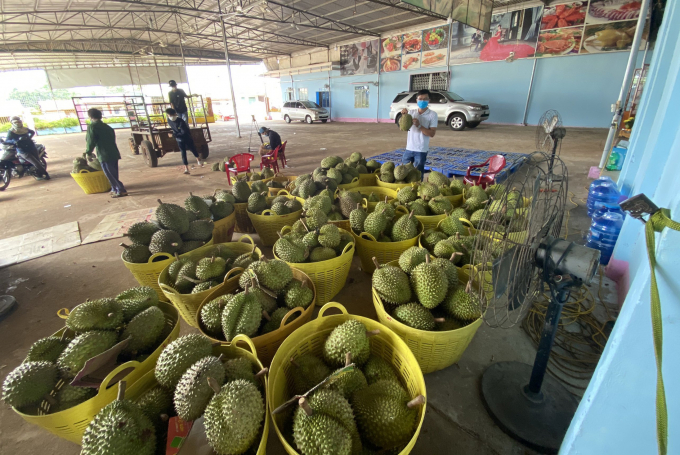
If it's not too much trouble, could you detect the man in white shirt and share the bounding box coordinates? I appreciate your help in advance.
[401,89,438,179]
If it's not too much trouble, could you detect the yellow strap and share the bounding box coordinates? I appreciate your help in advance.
[645,209,678,455]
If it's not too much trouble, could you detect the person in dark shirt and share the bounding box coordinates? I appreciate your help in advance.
[165,108,202,175]
[5,116,50,180]
[257,127,282,157]
[168,80,193,122]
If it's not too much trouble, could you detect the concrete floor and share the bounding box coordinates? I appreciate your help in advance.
[0,120,613,454]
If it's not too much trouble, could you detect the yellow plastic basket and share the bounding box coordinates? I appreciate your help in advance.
[445,194,464,207]
[212,211,236,244]
[247,197,303,246]
[15,302,180,444]
[268,303,426,455]
[276,226,355,306]
[337,176,360,190]
[158,236,262,327]
[70,169,111,194]
[414,213,447,231]
[357,172,377,186]
[352,216,424,274]
[197,268,316,365]
[376,178,412,190]
[229,172,274,187]
[372,264,483,373]
[121,238,214,302]
[328,219,351,231]
[233,202,255,233]
[125,335,269,455]
[356,186,398,213]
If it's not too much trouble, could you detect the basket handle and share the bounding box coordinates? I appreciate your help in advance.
[280,307,304,328]
[99,361,142,394]
[231,334,259,359]
[340,241,354,256]
[237,234,255,246]
[360,232,377,242]
[459,218,477,236]
[373,169,380,175]
[371,288,386,311]
[395,205,409,216]
[262,209,273,216]
[350,176,359,184]
[148,252,173,263]
[277,189,291,196]
[159,282,179,296]
[280,225,292,235]
[318,302,348,318]
[361,198,368,209]
[225,267,244,281]
[57,308,70,319]
[78,169,91,174]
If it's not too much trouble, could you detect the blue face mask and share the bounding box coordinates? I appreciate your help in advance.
[417,100,429,109]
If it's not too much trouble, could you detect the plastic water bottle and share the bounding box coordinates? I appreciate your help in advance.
[586,207,625,265]
[587,177,621,217]
[606,146,628,171]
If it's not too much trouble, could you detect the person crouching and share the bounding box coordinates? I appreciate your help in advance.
[166,108,202,175]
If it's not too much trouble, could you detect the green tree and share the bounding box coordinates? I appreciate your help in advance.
[8,85,77,109]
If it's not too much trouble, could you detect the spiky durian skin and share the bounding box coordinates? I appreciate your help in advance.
[81,400,156,455]
[57,331,119,379]
[66,298,124,332]
[392,303,436,331]
[351,380,418,449]
[372,265,412,305]
[409,262,448,309]
[24,336,68,363]
[362,355,399,385]
[174,356,225,421]
[203,379,264,455]
[291,355,331,396]
[154,334,213,389]
[121,306,165,355]
[2,361,58,408]
[322,320,370,368]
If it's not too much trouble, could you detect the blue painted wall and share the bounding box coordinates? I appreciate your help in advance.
[562,2,680,453]
[282,49,649,127]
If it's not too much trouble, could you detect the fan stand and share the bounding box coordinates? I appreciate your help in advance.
[247,114,264,153]
[481,240,588,454]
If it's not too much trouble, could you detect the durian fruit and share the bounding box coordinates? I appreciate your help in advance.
[185,192,211,219]
[421,228,448,251]
[221,357,256,386]
[349,204,367,235]
[441,282,482,321]
[174,355,226,421]
[24,336,68,363]
[200,295,232,338]
[232,179,252,203]
[322,354,368,399]
[410,255,448,309]
[374,198,396,219]
[440,212,467,236]
[392,303,436,331]
[304,208,328,230]
[428,195,453,215]
[293,390,361,455]
[309,246,336,262]
[436,318,464,331]
[450,179,465,195]
[323,320,372,368]
[398,246,428,274]
[125,222,160,246]
[290,355,331,395]
[2,361,58,408]
[149,229,183,255]
[182,220,214,242]
[372,258,412,305]
[57,331,119,379]
[261,307,297,335]
[232,244,260,269]
[247,192,268,214]
[120,243,152,264]
[135,385,173,432]
[351,380,423,449]
[116,286,159,321]
[318,224,341,248]
[154,334,213,389]
[284,280,314,309]
[390,211,418,242]
[66,298,123,332]
[221,287,262,341]
[81,384,156,455]
[204,379,264,455]
[363,209,389,238]
[192,280,218,294]
[418,182,440,201]
[399,113,413,131]
[215,189,236,204]
[155,199,190,234]
[210,200,234,221]
[397,186,418,205]
[120,306,165,355]
[54,384,97,411]
[363,355,399,385]
[195,256,227,281]
[431,254,459,290]
[258,259,293,292]
[177,240,207,255]
[428,170,450,187]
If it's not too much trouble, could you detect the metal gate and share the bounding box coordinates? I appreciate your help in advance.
[409,72,449,92]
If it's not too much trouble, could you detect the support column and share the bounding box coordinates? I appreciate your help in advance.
[218,2,241,138]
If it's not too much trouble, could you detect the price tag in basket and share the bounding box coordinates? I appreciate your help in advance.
[70,338,131,388]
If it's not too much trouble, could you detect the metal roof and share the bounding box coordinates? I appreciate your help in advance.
[0,0,453,70]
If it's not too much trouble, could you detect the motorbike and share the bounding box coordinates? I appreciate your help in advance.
[0,134,48,191]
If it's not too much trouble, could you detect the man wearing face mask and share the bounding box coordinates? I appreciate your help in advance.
[400,89,437,177]
[5,116,50,180]
[166,108,202,175]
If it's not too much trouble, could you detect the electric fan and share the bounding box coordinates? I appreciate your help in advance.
[536,110,563,155]
[466,151,601,453]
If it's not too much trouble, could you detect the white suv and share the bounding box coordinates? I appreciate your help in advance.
[282,101,329,124]
[389,90,490,131]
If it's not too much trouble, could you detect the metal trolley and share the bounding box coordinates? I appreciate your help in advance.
[125,95,211,167]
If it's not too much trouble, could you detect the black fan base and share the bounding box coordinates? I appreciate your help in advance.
[480,361,578,454]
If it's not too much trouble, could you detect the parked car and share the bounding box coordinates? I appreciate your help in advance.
[389,90,490,131]
[282,101,329,124]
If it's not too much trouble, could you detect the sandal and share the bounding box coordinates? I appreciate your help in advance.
[184,170,190,175]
